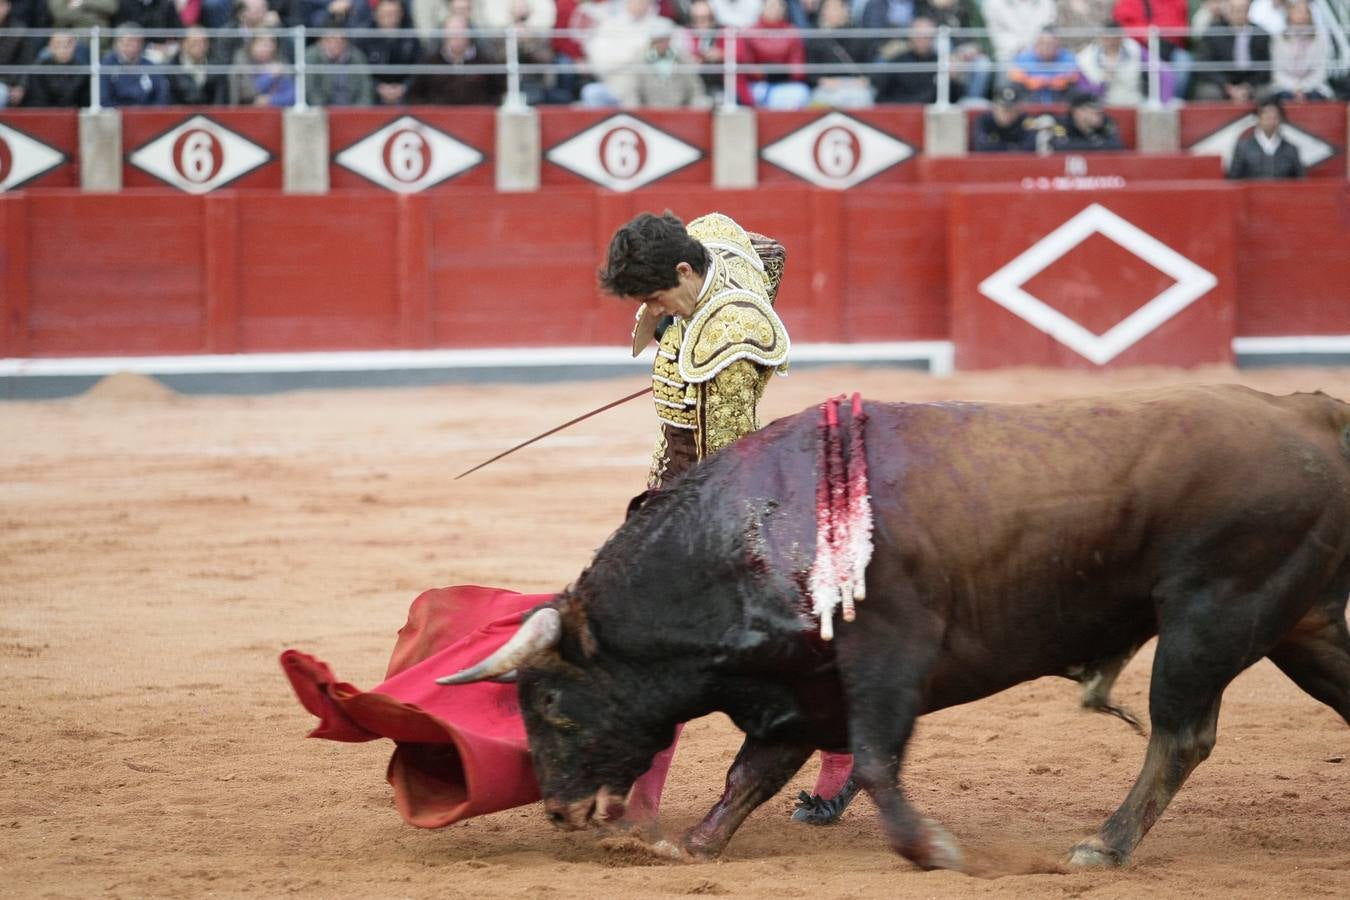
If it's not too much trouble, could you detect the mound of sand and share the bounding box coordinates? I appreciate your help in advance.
[75,371,180,404]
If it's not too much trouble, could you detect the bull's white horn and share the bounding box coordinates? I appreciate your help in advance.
[435,607,562,685]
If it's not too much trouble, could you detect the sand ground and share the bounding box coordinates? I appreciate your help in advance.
[3,364,1349,899]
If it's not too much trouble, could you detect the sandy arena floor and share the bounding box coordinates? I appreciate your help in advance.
[3,364,1349,899]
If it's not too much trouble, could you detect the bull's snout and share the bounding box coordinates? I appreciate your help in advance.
[543,795,595,831]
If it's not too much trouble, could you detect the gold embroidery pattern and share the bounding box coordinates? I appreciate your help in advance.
[699,358,768,458]
[652,319,697,430]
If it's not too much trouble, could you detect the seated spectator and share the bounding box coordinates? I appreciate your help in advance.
[230,33,295,105]
[857,0,917,63]
[874,15,944,104]
[1055,0,1116,49]
[50,0,117,28]
[23,31,88,107]
[972,85,1041,150]
[1009,29,1079,103]
[305,22,375,105]
[684,0,724,95]
[805,0,872,108]
[115,0,184,61]
[471,0,553,28]
[1270,0,1334,101]
[504,0,572,105]
[983,0,1056,73]
[917,0,992,102]
[168,26,228,103]
[357,0,421,106]
[1076,21,1172,105]
[1194,0,1270,102]
[614,16,710,106]
[1228,97,1303,177]
[300,0,374,28]
[101,25,171,106]
[1053,91,1124,149]
[581,0,668,107]
[0,0,37,108]
[737,0,808,108]
[406,13,506,104]
[1112,0,1192,98]
[710,0,761,27]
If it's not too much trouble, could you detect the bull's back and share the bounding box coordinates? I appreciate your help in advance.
[855,385,1350,698]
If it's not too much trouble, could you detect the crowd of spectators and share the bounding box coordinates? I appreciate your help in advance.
[0,0,1346,111]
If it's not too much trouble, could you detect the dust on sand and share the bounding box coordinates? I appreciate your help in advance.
[3,365,1349,899]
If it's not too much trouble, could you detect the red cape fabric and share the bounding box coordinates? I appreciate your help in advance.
[280,586,550,828]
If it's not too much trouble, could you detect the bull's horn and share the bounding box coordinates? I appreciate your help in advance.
[435,607,561,685]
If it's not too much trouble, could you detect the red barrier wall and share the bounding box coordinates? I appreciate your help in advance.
[540,109,712,191]
[328,108,495,191]
[757,107,924,187]
[0,111,79,190]
[121,108,283,191]
[1180,101,1346,178]
[1,183,1346,363]
[948,185,1238,369]
[917,152,1222,184]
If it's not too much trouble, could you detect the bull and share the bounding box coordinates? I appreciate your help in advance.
[439,385,1350,870]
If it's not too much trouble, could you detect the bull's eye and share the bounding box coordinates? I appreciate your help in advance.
[537,689,576,730]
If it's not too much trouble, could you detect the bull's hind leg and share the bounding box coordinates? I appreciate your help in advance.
[1069,585,1306,866]
[680,738,814,859]
[1267,599,1350,726]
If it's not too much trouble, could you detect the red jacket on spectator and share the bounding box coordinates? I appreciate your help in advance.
[1112,0,1189,49]
[735,18,805,105]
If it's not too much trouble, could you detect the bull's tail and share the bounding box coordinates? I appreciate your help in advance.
[808,393,873,640]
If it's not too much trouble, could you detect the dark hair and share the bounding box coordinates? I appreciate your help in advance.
[598,212,707,298]
[1255,97,1285,119]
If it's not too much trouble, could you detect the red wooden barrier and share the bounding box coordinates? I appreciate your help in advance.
[948,185,1238,369]
[3,183,1344,363]
[539,109,712,191]
[1236,181,1350,336]
[328,108,495,191]
[1180,101,1346,178]
[121,108,283,192]
[757,107,924,188]
[0,110,79,190]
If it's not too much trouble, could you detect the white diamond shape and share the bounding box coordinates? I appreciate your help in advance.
[760,111,914,190]
[334,115,483,193]
[545,113,701,192]
[128,114,271,194]
[1189,114,1336,171]
[0,122,67,191]
[977,203,1219,366]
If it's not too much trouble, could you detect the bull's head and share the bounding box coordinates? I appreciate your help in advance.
[436,603,692,830]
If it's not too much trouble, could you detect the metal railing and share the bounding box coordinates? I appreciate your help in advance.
[0,23,1346,112]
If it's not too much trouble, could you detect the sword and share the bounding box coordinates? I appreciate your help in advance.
[454,385,654,480]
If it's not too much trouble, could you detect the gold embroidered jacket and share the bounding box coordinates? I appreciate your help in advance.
[631,213,790,488]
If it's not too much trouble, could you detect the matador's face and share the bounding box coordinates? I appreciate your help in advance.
[640,262,703,319]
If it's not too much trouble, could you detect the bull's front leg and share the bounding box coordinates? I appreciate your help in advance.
[681,737,815,859]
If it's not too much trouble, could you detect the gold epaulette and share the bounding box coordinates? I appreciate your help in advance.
[679,290,790,384]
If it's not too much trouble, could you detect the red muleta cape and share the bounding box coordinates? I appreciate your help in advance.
[280,585,548,827]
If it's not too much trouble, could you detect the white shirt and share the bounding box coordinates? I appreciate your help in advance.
[1254,128,1283,155]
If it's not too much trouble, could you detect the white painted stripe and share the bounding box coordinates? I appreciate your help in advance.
[1232,336,1350,354]
[0,342,959,378]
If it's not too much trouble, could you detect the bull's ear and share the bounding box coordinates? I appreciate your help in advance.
[558,599,600,660]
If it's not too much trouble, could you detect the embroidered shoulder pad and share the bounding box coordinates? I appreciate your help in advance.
[679,290,790,383]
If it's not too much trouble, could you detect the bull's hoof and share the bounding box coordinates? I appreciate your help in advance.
[790,778,861,826]
[916,817,965,872]
[1067,838,1125,867]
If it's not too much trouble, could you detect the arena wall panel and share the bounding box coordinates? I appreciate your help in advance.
[1180,102,1346,178]
[539,109,713,191]
[0,111,79,190]
[2,183,1345,365]
[1236,182,1350,336]
[756,107,925,188]
[327,108,495,191]
[120,109,284,192]
[948,185,1239,369]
